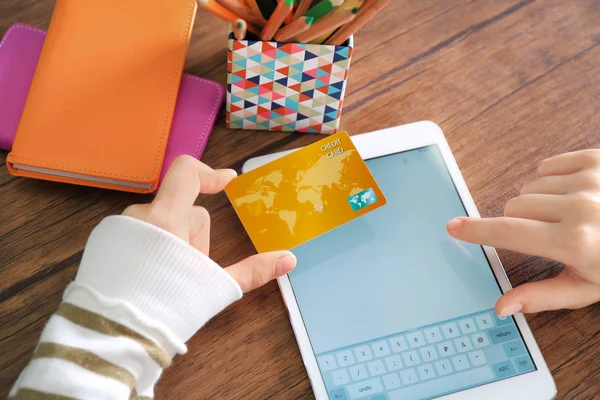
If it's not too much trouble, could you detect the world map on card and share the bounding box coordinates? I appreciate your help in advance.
[225,132,387,253]
[232,149,362,236]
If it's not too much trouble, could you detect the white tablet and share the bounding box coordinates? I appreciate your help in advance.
[242,121,556,400]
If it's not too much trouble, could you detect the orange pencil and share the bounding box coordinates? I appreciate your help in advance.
[233,19,248,40]
[295,7,359,44]
[274,16,314,42]
[325,0,390,45]
[198,0,240,24]
[277,0,295,25]
[261,0,294,41]
[294,0,313,21]
[217,0,268,27]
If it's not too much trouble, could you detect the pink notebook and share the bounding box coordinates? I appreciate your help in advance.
[0,23,224,187]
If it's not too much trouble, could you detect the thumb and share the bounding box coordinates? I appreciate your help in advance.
[495,269,600,316]
[225,251,297,293]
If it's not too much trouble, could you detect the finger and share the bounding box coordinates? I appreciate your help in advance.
[520,175,571,195]
[225,251,297,293]
[495,269,600,315]
[190,206,211,255]
[537,149,600,177]
[446,217,564,262]
[504,194,564,222]
[122,203,151,219]
[155,155,237,209]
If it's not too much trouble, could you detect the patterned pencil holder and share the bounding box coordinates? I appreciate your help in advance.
[226,32,354,134]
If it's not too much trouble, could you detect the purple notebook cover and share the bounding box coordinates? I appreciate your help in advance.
[0,23,224,188]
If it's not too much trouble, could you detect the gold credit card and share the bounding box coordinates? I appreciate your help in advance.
[225,131,387,253]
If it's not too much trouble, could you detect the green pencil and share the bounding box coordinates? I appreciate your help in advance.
[304,0,345,21]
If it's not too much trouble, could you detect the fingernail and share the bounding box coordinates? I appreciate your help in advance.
[446,218,462,233]
[223,169,238,179]
[498,303,523,317]
[275,253,297,276]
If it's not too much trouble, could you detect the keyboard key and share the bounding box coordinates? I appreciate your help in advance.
[371,340,391,357]
[458,318,477,334]
[434,359,453,376]
[441,322,460,339]
[383,373,402,390]
[336,350,355,367]
[388,366,494,400]
[407,331,426,348]
[329,388,348,400]
[451,355,470,371]
[389,336,409,353]
[493,313,513,326]
[367,360,386,376]
[318,354,337,371]
[503,340,526,357]
[419,346,438,362]
[437,341,456,357]
[417,364,436,381]
[402,350,421,367]
[476,313,496,330]
[384,355,403,372]
[492,360,516,379]
[354,345,373,362]
[332,369,350,386]
[454,337,473,353]
[424,326,443,343]
[399,368,419,385]
[488,325,519,344]
[349,364,368,382]
[514,355,535,373]
[471,332,491,348]
[346,378,383,399]
[468,350,487,366]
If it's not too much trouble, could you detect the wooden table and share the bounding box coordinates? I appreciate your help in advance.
[1,1,599,399]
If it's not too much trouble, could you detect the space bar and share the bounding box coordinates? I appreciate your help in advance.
[388,366,494,400]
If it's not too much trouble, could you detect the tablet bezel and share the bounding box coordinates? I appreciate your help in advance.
[242,121,557,400]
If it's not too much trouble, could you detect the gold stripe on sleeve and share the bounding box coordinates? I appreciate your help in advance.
[56,302,171,369]
[32,342,136,389]
[10,387,78,399]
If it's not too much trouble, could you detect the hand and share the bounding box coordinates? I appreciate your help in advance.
[447,150,600,316]
[122,155,297,292]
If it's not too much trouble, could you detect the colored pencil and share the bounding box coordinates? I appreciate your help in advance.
[233,19,248,40]
[304,0,345,21]
[281,0,294,25]
[217,0,268,27]
[293,0,313,21]
[296,6,358,43]
[325,0,389,45]
[311,0,364,44]
[261,0,294,41]
[198,0,240,24]
[274,16,314,42]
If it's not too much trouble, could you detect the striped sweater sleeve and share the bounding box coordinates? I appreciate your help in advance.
[9,215,243,400]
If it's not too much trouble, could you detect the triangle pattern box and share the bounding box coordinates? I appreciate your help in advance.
[226,32,354,134]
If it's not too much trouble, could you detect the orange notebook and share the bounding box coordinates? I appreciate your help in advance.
[7,0,197,193]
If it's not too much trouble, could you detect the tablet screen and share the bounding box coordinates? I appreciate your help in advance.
[288,145,537,400]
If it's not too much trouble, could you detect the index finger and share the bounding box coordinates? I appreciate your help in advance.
[155,156,237,208]
[446,216,564,263]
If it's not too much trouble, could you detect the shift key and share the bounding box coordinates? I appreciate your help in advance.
[347,378,383,399]
[488,325,519,344]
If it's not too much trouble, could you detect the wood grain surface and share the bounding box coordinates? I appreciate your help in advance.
[1,0,599,399]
